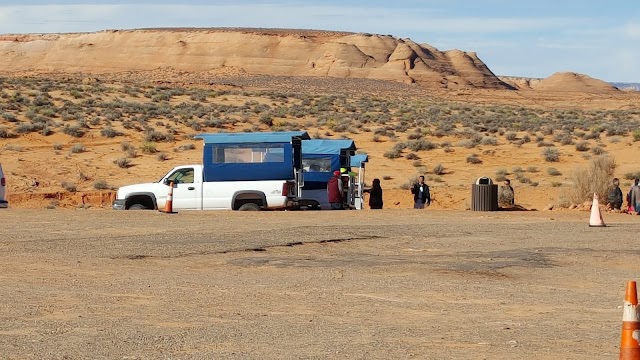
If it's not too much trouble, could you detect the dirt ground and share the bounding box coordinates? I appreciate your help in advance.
[0,209,638,359]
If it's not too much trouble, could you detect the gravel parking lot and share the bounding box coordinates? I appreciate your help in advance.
[0,209,638,359]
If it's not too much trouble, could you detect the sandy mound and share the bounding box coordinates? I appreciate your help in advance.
[531,72,618,93]
[0,28,511,90]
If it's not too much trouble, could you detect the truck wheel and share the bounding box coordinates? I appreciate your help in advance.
[238,203,261,211]
[128,204,149,210]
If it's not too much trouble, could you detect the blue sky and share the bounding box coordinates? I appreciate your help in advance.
[1,1,638,82]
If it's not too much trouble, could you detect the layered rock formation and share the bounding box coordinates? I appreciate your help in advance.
[500,72,618,93]
[0,28,512,90]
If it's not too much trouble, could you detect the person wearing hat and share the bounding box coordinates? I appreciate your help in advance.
[327,170,344,210]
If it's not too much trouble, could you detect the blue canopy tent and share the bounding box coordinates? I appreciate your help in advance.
[301,139,356,190]
[350,154,369,168]
[194,131,310,182]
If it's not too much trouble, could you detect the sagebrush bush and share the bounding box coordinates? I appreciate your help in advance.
[61,181,77,192]
[575,141,590,152]
[114,157,131,168]
[591,146,606,155]
[543,147,560,162]
[547,167,562,176]
[623,171,640,180]
[384,148,402,159]
[140,142,157,154]
[93,180,110,190]
[405,152,420,160]
[433,164,445,175]
[69,144,86,154]
[156,153,169,161]
[569,155,616,204]
[466,154,482,164]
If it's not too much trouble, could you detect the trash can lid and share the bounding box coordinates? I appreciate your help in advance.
[475,177,493,185]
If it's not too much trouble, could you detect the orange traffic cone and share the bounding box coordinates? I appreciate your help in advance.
[160,181,177,214]
[589,193,606,227]
[620,280,640,360]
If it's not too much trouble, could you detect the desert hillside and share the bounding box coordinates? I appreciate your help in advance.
[0,28,511,90]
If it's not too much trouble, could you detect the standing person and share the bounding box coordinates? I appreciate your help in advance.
[607,178,623,212]
[411,176,431,209]
[368,178,383,209]
[327,170,343,210]
[629,179,640,214]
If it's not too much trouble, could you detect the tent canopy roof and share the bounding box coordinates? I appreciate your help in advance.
[195,131,310,144]
[302,139,356,155]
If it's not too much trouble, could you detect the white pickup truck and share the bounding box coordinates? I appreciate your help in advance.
[112,164,298,211]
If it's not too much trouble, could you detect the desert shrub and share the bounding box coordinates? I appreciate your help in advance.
[114,157,131,168]
[633,129,640,142]
[4,144,25,152]
[522,135,531,143]
[177,143,196,151]
[405,152,420,160]
[53,143,63,150]
[407,132,423,140]
[569,155,616,204]
[547,167,562,176]
[93,180,110,190]
[412,161,422,167]
[537,141,555,147]
[526,166,538,173]
[609,137,621,143]
[530,181,539,187]
[495,173,507,182]
[407,139,437,152]
[0,127,15,138]
[623,171,640,180]
[156,153,169,161]
[140,142,158,154]
[456,139,477,149]
[591,146,606,155]
[143,130,173,142]
[121,141,134,151]
[504,131,517,141]
[382,175,392,181]
[383,148,402,159]
[433,164,445,175]
[61,181,77,192]
[466,154,482,164]
[496,168,508,177]
[62,125,84,138]
[69,144,86,154]
[575,141,590,152]
[480,136,498,146]
[551,181,563,187]
[543,147,560,162]
[100,126,121,138]
[40,125,52,136]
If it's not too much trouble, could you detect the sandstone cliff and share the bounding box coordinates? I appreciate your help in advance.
[0,28,512,90]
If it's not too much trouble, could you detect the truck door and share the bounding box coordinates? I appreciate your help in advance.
[165,167,199,210]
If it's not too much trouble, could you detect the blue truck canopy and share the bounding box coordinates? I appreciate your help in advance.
[195,132,310,182]
[350,154,368,168]
[195,131,310,144]
[301,139,357,189]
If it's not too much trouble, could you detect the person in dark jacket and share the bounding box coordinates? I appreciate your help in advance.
[368,178,383,209]
[327,170,343,210]
[411,176,431,209]
[607,178,623,211]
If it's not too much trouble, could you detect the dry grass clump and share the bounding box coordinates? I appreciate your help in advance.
[569,155,616,204]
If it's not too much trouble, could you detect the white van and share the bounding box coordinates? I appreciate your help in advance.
[0,164,7,208]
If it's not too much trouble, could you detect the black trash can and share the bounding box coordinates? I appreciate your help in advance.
[471,177,498,211]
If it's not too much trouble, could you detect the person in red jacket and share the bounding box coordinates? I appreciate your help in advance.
[327,170,344,210]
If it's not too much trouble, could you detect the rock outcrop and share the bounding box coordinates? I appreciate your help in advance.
[500,72,618,93]
[0,28,512,90]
